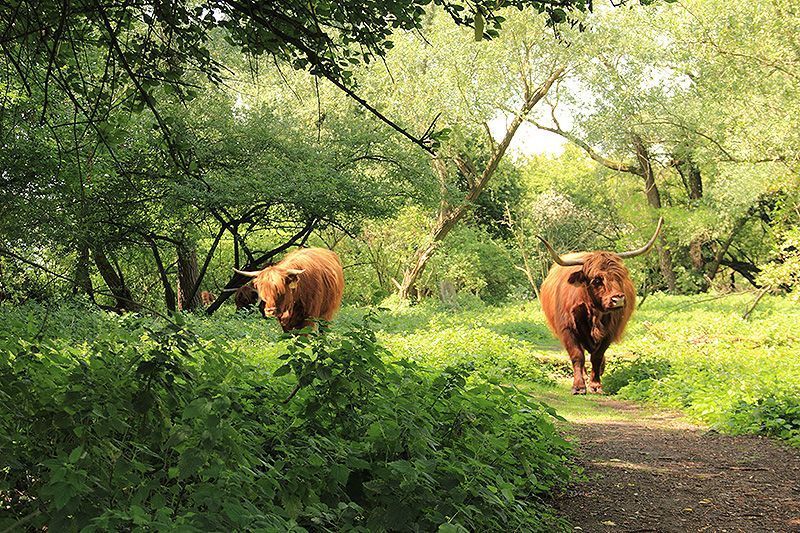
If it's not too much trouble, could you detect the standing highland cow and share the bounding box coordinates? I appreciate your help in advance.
[233,248,344,332]
[538,218,663,394]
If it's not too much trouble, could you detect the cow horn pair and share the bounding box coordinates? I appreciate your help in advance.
[537,217,664,267]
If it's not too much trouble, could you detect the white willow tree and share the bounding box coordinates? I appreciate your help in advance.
[528,0,800,292]
[360,9,573,298]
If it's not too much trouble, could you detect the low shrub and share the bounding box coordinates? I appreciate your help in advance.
[728,393,800,446]
[604,294,800,445]
[602,357,673,395]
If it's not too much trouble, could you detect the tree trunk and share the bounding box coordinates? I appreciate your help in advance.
[397,67,565,299]
[677,157,707,285]
[150,241,176,313]
[398,210,462,299]
[93,246,137,311]
[706,217,748,282]
[176,239,202,312]
[685,161,703,201]
[505,204,540,299]
[73,240,92,296]
[633,136,677,292]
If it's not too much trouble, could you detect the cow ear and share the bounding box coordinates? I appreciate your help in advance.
[285,269,305,289]
[567,270,587,285]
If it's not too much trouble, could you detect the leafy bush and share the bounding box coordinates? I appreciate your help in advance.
[728,393,800,446]
[0,303,573,531]
[602,357,673,395]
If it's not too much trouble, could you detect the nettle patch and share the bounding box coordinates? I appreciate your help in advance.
[0,306,573,531]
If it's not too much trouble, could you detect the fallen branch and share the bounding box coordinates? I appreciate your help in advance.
[742,287,769,320]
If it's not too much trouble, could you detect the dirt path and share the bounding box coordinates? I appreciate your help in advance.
[541,390,800,532]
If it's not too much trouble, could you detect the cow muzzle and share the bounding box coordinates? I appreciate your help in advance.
[608,295,625,309]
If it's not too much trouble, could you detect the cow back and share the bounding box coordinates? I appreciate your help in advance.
[279,248,344,321]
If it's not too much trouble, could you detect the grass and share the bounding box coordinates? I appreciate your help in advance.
[3,291,797,531]
[0,300,575,532]
[180,291,800,445]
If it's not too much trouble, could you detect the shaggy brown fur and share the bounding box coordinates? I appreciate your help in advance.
[251,248,344,332]
[540,252,636,394]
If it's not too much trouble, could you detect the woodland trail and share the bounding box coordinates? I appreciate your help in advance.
[539,387,800,532]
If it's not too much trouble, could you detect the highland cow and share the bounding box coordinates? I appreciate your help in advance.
[539,218,663,394]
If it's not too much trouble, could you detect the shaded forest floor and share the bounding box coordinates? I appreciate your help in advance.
[533,384,800,532]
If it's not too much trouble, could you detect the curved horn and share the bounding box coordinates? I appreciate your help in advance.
[536,236,586,267]
[616,217,664,259]
[233,268,261,278]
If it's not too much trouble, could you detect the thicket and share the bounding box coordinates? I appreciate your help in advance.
[0,302,573,531]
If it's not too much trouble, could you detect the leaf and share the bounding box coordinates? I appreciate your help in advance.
[551,8,567,23]
[331,464,349,485]
[273,364,292,377]
[473,11,485,41]
[183,398,208,419]
[68,445,83,464]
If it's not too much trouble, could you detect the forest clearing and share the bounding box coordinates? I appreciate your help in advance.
[2,0,799,530]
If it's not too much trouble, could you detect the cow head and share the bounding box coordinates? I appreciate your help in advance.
[233,266,305,319]
[566,252,630,312]
[538,217,663,312]
[233,283,259,310]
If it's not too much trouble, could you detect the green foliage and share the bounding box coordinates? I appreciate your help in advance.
[758,226,800,299]
[603,294,800,444]
[345,207,526,305]
[375,299,562,382]
[602,357,673,396]
[729,394,800,446]
[0,302,572,531]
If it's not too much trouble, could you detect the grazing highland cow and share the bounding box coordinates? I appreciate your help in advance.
[233,248,344,332]
[538,218,663,394]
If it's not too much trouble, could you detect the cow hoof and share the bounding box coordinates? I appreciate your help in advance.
[589,385,604,394]
[572,387,587,395]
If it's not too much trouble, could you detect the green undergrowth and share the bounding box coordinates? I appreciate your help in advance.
[0,301,572,532]
[3,291,796,531]
[370,297,569,383]
[603,293,800,445]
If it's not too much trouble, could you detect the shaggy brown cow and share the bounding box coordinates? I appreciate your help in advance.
[233,247,344,332]
[539,218,663,395]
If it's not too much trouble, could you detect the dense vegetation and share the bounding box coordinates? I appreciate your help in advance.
[603,294,800,445]
[372,296,800,446]
[2,0,799,529]
[0,302,573,531]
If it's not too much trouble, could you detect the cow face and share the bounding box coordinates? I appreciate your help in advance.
[252,268,305,318]
[567,252,629,312]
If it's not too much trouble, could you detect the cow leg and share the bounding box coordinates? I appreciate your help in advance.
[589,341,611,394]
[563,336,587,395]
